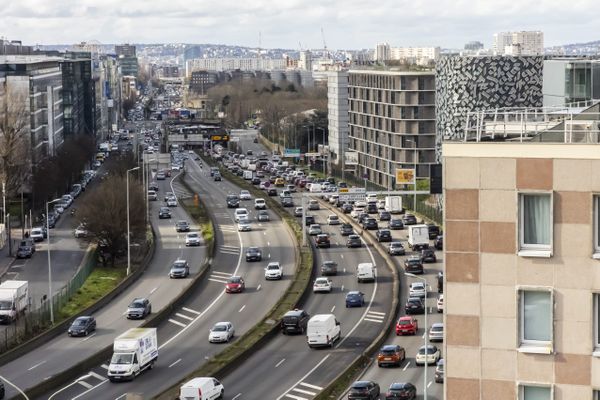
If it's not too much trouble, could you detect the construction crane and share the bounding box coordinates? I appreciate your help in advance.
[257,31,262,59]
[321,27,330,59]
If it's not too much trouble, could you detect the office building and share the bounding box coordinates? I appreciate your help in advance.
[61,52,96,136]
[375,43,391,61]
[115,44,138,77]
[543,59,600,107]
[444,102,600,400]
[0,39,33,55]
[493,31,544,56]
[115,44,136,58]
[347,69,436,188]
[327,71,349,166]
[189,70,218,94]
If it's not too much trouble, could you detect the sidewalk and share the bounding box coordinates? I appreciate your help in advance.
[0,228,24,281]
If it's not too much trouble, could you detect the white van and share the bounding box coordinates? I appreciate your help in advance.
[309,183,322,193]
[179,377,224,400]
[357,262,375,283]
[234,208,249,222]
[306,314,341,348]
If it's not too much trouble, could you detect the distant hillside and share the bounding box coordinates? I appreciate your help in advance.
[546,39,600,55]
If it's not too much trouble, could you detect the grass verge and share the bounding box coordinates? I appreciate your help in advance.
[176,171,215,246]
[154,156,314,400]
[56,266,126,320]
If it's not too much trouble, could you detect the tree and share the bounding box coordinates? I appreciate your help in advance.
[0,87,31,197]
[77,174,145,267]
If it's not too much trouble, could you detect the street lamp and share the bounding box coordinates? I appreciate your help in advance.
[406,139,418,212]
[48,374,91,400]
[406,272,429,399]
[126,167,140,275]
[45,198,64,324]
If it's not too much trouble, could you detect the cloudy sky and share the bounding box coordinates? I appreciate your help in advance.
[1,0,598,49]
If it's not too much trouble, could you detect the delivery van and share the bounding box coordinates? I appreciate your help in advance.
[307,314,341,348]
[357,262,375,283]
[179,377,224,400]
[408,224,430,251]
[108,328,158,381]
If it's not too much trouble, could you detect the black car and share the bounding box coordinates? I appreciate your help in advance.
[341,203,353,213]
[226,194,240,208]
[402,214,417,225]
[385,382,417,399]
[379,211,391,221]
[251,177,261,185]
[245,247,262,262]
[438,272,444,293]
[315,234,331,248]
[420,248,437,263]
[321,261,338,276]
[366,203,378,214]
[428,224,440,239]
[404,256,424,274]
[281,309,310,334]
[213,173,222,181]
[67,316,96,337]
[362,218,378,230]
[159,207,171,219]
[405,297,425,315]
[175,220,190,232]
[305,215,315,225]
[348,380,380,400]
[267,188,278,196]
[347,234,362,248]
[340,223,354,236]
[376,229,392,242]
[435,359,445,383]
[434,235,443,250]
[388,218,404,230]
[0,381,4,399]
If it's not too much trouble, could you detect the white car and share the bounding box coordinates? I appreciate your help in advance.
[237,217,252,232]
[171,164,181,171]
[30,227,45,242]
[239,190,251,200]
[254,198,266,209]
[409,282,426,298]
[350,207,365,218]
[185,232,201,246]
[428,323,444,342]
[415,345,441,366]
[313,277,333,293]
[234,208,249,222]
[166,197,178,207]
[264,262,283,280]
[437,294,444,313]
[208,322,235,343]
[329,195,339,205]
[326,215,340,225]
[308,224,322,235]
[74,224,88,238]
[308,200,320,210]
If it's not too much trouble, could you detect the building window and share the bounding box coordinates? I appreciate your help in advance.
[519,193,552,257]
[519,289,553,353]
[594,389,600,400]
[594,294,600,354]
[519,385,552,400]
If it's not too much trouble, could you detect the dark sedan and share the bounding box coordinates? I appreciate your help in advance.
[362,218,378,230]
[405,297,425,315]
[420,248,437,263]
[402,214,417,225]
[340,223,354,236]
[245,247,262,262]
[388,218,404,230]
[175,220,190,232]
[267,188,278,196]
[321,261,338,276]
[16,245,34,259]
[404,256,424,274]
[385,382,417,399]
[341,203,353,213]
[348,381,380,400]
[67,316,96,337]
[346,234,362,248]
[315,234,331,248]
[434,235,443,250]
[376,229,392,242]
[379,211,391,221]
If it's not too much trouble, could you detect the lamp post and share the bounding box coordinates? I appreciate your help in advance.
[406,139,418,211]
[48,375,91,400]
[126,167,140,275]
[45,198,63,325]
[406,272,428,399]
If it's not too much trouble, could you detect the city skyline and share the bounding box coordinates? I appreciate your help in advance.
[2,0,599,50]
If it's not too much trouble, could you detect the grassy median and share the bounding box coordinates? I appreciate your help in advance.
[57,266,126,320]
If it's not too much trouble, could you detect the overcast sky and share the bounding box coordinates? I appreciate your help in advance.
[1,0,598,49]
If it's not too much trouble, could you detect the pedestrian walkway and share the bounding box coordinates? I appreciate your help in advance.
[0,228,24,281]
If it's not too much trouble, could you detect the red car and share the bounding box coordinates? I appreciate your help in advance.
[395,316,418,336]
[225,276,245,293]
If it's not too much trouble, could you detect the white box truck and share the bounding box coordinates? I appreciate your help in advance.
[0,280,28,324]
[180,377,224,400]
[307,314,341,348]
[108,328,158,382]
[408,224,430,251]
[243,170,253,180]
[385,196,403,214]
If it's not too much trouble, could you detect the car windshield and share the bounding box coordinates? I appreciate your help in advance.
[347,293,360,299]
[213,325,227,332]
[110,353,133,364]
[398,319,411,325]
[380,348,397,355]
[431,325,444,332]
[267,264,279,270]
[228,277,242,283]
[0,301,12,310]
[73,318,89,326]
[419,346,436,355]
[187,233,198,238]
[316,279,328,284]
[130,302,145,308]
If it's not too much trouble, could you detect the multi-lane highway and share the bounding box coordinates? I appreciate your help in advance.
[40,153,298,399]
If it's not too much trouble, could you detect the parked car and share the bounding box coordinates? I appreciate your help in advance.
[388,241,406,256]
[30,227,45,242]
[315,234,331,248]
[16,243,34,259]
[67,316,96,337]
[385,382,417,399]
[225,276,245,293]
[126,298,151,319]
[346,234,362,248]
[405,297,425,315]
[345,291,365,307]
[313,277,333,293]
[420,248,437,263]
[320,261,338,276]
[415,345,441,366]
[348,381,380,400]
[169,259,190,278]
[395,316,418,336]
[377,344,405,367]
[376,229,392,242]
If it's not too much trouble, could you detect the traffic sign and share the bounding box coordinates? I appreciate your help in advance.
[339,187,366,194]
[339,193,366,202]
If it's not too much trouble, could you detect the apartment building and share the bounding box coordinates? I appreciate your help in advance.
[493,31,544,56]
[327,71,349,166]
[185,57,286,76]
[444,103,600,400]
[347,69,436,188]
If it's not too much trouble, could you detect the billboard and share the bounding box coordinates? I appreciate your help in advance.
[395,168,415,185]
[344,151,359,165]
[283,148,301,157]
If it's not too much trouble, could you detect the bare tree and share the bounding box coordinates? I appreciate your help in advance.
[0,86,31,197]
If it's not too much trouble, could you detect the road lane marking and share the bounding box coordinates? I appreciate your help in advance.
[211,270,232,276]
[168,319,186,327]
[364,318,384,323]
[239,305,246,312]
[150,287,158,294]
[28,361,46,371]
[275,358,286,368]
[257,284,261,291]
[427,381,433,388]
[331,305,336,312]
[82,333,96,341]
[208,278,228,284]
[267,241,271,246]
[284,394,308,400]
[232,394,242,400]
[276,354,331,400]
[368,310,386,315]
[100,364,109,370]
[78,380,93,389]
[169,358,182,368]
[88,371,105,381]
[299,382,323,390]
[341,285,344,291]
[340,254,344,259]
[182,307,201,315]
[403,361,410,371]
[176,313,194,321]
[292,388,316,395]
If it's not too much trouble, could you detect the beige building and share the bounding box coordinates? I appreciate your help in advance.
[444,104,600,400]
